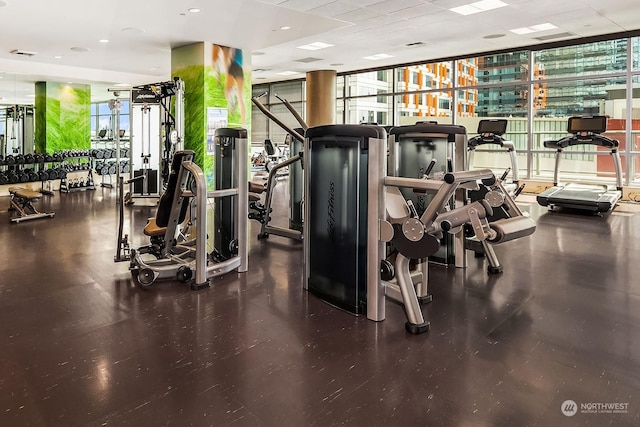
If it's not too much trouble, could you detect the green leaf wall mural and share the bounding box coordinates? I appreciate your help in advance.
[35,82,91,153]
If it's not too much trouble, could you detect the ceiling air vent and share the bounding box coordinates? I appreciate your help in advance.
[10,49,38,57]
[295,57,322,63]
[405,41,425,47]
[534,32,575,41]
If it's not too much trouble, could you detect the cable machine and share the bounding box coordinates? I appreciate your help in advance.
[129,78,185,198]
[3,105,35,156]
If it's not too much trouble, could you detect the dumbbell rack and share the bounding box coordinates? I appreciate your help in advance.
[58,152,96,193]
[91,148,130,189]
[0,153,69,194]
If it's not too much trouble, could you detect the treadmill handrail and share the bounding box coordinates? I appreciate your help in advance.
[544,134,619,150]
[468,134,515,150]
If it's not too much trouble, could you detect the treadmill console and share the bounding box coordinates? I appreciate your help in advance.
[567,116,606,135]
[478,119,507,136]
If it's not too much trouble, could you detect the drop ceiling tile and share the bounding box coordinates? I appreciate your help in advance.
[334,6,384,23]
[367,0,426,14]
[278,0,339,12]
[309,1,362,17]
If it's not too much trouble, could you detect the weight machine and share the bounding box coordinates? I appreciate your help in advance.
[126,128,248,289]
[129,78,185,198]
[3,105,35,157]
[250,92,306,241]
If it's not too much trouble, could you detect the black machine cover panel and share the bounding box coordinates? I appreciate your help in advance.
[307,135,369,314]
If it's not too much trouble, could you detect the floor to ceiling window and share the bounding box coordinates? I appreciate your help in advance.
[252,32,640,187]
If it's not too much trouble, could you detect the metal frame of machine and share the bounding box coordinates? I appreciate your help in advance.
[128,131,248,290]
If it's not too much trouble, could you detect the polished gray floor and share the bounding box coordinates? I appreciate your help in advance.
[0,184,639,426]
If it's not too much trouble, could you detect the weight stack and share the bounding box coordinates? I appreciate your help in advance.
[304,124,386,318]
[213,128,247,261]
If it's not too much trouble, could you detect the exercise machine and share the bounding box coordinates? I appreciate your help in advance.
[250,92,305,241]
[537,115,623,214]
[305,124,531,333]
[466,119,531,273]
[388,122,469,267]
[7,187,55,223]
[467,119,523,196]
[129,78,185,198]
[3,105,35,157]
[128,128,248,289]
[305,124,537,333]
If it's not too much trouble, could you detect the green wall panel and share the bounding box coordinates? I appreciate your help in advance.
[34,82,91,153]
[34,82,47,154]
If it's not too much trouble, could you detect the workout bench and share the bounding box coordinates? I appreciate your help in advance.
[8,187,55,223]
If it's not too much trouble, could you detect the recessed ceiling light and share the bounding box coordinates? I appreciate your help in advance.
[330,63,344,66]
[297,42,334,51]
[70,47,91,53]
[510,22,557,35]
[149,66,159,71]
[188,8,200,13]
[53,55,63,59]
[252,51,265,56]
[277,71,299,76]
[122,27,145,35]
[26,94,35,98]
[99,39,109,43]
[363,53,393,61]
[450,0,508,16]
[280,26,291,30]
[483,34,505,39]
[256,77,267,80]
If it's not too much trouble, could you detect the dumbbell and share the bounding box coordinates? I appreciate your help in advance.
[6,171,19,184]
[18,170,29,183]
[56,168,67,179]
[24,154,34,164]
[5,155,15,165]
[15,154,25,164]
[34,154,45,163]
[38,170,49,181]
[45,169,57,180]
[0,172,8,185]
[26,169,39,182]
[121,162,130,173]
[52,153,62,162]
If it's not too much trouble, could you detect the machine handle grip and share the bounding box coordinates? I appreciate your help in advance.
[500,168,511,182]
[125,175,145,184]
[424,159,437,176]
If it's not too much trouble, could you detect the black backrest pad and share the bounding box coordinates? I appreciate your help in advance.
[156,150,195,227]
[264,139,275,156]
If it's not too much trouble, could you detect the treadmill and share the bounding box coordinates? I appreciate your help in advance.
[467,119,520,195]
[537,115,623,213]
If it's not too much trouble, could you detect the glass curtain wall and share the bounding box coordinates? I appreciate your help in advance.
[251,33,640,186]
[251,80,305,154]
